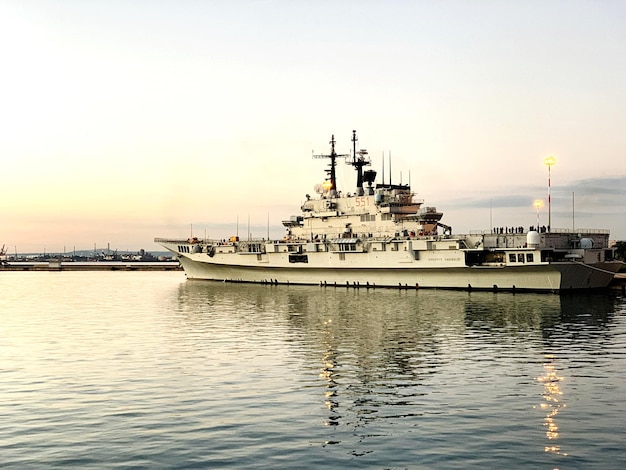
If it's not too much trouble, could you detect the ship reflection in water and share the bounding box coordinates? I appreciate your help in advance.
[169,280,624,467]
[320,323,340,430]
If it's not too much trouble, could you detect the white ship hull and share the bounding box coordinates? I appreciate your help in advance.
[157,239,620,292]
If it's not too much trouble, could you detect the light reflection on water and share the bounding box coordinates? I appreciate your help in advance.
[1,271,625,468]
[537,354,566,456]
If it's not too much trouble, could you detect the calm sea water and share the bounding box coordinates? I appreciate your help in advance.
[1,271,625,469]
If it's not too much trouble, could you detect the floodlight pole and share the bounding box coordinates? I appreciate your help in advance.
[544,156,556,232]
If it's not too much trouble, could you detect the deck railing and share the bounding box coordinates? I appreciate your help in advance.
[470,228,610,236]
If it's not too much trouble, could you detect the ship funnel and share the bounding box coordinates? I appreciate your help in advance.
[363,169,377,195]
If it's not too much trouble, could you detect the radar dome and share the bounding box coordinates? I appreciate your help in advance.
[580,238,594,249]
[527,231,540,248]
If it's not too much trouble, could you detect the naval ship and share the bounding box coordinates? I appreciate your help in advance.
[156,131,621,292]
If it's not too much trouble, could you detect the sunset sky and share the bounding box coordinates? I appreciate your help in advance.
[1,0,625,254]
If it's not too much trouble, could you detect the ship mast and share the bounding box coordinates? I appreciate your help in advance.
[313,135,348,197]
[348,130,371,196]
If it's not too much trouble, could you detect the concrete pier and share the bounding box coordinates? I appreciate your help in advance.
[1,261,182,272]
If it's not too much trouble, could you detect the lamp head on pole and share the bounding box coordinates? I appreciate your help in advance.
[544,156,556,167]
